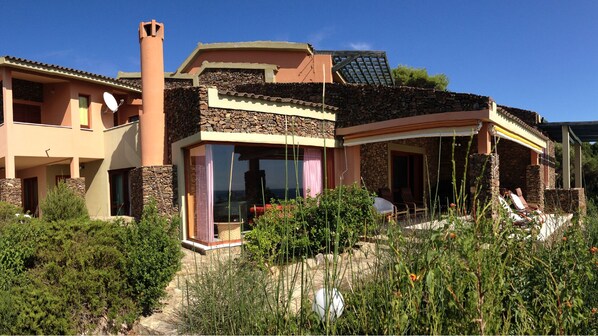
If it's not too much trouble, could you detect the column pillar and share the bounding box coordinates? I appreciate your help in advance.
[573,144,582,188]
[2,68,15,178]
[562,125,570,189]
[477,122,492,154]
[468,153,500,217]
[70,157,80,178]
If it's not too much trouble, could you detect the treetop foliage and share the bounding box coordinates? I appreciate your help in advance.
[393,64,449,91]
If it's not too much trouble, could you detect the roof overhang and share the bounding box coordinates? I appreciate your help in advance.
[538,121,598,144]
[176,41,313,74]
[339,106,548,152]
[0,56,140,93]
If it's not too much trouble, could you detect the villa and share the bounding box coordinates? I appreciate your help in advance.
[0,20,589,252]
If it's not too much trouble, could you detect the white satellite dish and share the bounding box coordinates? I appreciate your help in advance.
[103,92,123,113]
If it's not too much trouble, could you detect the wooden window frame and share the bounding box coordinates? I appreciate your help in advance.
[79,95,91,129]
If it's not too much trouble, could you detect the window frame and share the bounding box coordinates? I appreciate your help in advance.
[78,94,91,129]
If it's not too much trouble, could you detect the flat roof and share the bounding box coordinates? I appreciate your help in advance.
[317,50,394,86]
[538,121,598,143]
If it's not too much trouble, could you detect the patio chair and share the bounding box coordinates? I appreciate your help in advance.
[515,188,541,210]
[400,187,428,218]
[373,197,408,223]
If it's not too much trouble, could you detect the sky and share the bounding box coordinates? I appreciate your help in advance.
[1,0,597,122]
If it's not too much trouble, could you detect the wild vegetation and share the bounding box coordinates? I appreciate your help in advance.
[0,185,181,334]
[392,64,450,90]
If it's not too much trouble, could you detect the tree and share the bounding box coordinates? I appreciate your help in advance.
[392,65,449,91]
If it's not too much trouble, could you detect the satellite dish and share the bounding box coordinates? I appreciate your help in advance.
[103,92,123,113]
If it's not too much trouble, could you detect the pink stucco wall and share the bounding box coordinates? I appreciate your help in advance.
[187,50,333,83]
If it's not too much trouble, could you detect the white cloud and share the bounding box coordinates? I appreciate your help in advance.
[307,27,335,48]
[349,42,372,50]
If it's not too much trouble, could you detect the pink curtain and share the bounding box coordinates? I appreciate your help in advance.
[195,145,215,242]
[303,148,323,197]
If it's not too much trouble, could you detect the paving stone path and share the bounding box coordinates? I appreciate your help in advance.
[131,242,384,335]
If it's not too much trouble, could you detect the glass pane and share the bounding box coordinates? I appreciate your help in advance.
[79,96,89,127]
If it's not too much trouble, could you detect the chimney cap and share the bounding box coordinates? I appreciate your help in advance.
[139,19,164,40]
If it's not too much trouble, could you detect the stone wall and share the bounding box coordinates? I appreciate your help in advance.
[200,108,334,138]
[498,105,540,126]
[236,83,492,127]
[544,188,586,215]
[542,141,556,188]
[497,138,530,192]
[164,86,205,163]
[198,69,264,91]
[525,165,544,209]
[468,153,500,216]
[130,165,178,219]
[0,178,22,208]
[64,178,85,199]
[360,142,388,193]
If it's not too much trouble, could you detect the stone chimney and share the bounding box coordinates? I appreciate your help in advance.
[138,19,165,166]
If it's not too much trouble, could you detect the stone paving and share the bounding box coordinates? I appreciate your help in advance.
[131,242,383,335]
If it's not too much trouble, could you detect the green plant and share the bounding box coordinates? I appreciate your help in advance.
[0,201,21,224]
[124,200,182,315]
[244,184,377,265]
[40,181,88,221]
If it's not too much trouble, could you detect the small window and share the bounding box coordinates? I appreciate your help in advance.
[79,95,90,128]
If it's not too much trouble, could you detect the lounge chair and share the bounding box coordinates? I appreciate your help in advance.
[499,196,532,226]
[515,188,541,210]
[400,187,428,218]
[508,192,546,224]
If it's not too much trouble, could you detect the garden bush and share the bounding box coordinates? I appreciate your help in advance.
[244,184,376,264]
[40,181,88,221]
[0,202,182,334]
[0,201,21,224]
[124,201,182,315]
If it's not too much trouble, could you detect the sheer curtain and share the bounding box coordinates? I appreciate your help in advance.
[302,148,323,197]
[196,145,215,242]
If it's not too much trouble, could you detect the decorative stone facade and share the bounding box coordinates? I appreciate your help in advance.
[130,165,178,219]
[360,142,388,193]
[468,153,500,217]
[525,165,544,209]
[544,188,586,215]
[65,178,86,199]
[165,87,204,163]
[198,69,264,91]
[236,83,492,127]
[200,108,334,138]
[497,138,530,192]
[0,178,22,208]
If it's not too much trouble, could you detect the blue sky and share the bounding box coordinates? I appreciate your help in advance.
[2,0,597,122]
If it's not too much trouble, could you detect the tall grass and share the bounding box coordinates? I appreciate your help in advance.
[177,136,598,335]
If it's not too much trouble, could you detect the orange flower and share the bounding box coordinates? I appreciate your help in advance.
[562,236,567,242]
[409,273,418,282]
[592,308,598,315]
[565,301,573,308]
[449,232,456,239]
[590,246,598,254]
[450,203,456,208]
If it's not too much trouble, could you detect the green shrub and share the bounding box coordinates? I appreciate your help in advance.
[244,184,376,265]
[0,201,21,224]
[40,181,88,221]
[124,201,182,315]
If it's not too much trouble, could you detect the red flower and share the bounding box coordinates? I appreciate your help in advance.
[590,246,598,254]
[562,236,567,242]
[409,273,418,282]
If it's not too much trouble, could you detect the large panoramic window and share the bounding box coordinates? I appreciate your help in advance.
[185,144,323,245]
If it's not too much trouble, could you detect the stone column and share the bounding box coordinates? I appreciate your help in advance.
[0,178,22,208]
[574,144,582,188]
[131,165,177,219]
[65,178,86,199]
[562,125,571,189]
[525,165,544,209]
[468,153,499,217]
